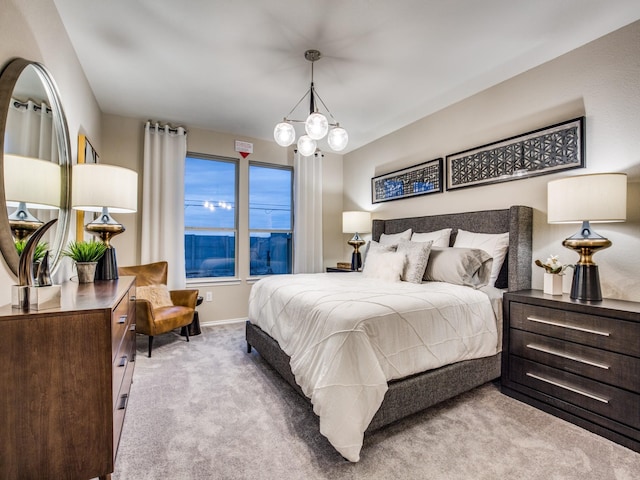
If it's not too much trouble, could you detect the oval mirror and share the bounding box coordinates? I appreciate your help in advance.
[0,58,71,277]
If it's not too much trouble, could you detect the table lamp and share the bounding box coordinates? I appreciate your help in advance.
[4,154,61,240]
[547,173,627,301]
[342,211,371,271]
[72,163,137,280]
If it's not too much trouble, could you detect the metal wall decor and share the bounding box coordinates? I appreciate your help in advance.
[371,158,443,203]
[446,117,585,191]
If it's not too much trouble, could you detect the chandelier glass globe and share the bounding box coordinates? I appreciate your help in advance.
[297,135,317,157]
[327,127,349,152]
[274,122,296,147]
[305,112,329,140]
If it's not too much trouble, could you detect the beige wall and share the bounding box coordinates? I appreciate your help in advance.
[101,116,344,322]
[344,21,640,302]
[0,0,102,305]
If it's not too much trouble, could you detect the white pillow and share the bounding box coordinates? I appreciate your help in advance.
[397,240,432,284]
[411,228,452,248]
[362,249,406,282]
[379,228,412,246]
[453,229,509,286]
[423,247,493,288]
[361,240,396,267]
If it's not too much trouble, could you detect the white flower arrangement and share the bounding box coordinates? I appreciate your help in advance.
[535,255,573,275]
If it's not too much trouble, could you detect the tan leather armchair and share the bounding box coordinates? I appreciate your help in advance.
[119,261,199,357]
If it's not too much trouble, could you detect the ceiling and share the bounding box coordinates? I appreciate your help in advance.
[53,0,640,154]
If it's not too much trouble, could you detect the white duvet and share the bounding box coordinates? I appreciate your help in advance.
[248,273,500,462]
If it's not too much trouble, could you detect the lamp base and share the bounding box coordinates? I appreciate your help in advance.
[95,246,119,281]
[351,251,362,271]
[570,264,602,302]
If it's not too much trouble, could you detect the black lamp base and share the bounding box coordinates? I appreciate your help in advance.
[351,251,362,271]
[570,264,602,302]
[95,247,119,281]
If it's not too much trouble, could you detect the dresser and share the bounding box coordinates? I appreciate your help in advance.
[0,277,136,480]
[501,290,640,453]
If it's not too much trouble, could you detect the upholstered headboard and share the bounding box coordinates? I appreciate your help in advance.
[371,205,533,291]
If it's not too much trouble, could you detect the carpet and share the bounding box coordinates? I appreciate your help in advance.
[113,323,639,480]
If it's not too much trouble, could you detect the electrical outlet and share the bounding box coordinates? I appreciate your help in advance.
[205,292,212,302]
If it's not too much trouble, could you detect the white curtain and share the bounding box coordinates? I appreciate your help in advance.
[141,121,187,289]
[293,151,323,273]
[4,98,57,161]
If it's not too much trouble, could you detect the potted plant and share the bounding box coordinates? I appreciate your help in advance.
[62,240,108,283]
[15,239,53,286]
[535,255,572,295]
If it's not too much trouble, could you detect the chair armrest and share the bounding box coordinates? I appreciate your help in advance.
[170,289,199,309]
[134,298,154,335]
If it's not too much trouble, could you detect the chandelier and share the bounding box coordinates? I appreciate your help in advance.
[273,49,348,156]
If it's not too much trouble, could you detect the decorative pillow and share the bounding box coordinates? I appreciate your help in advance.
[379,228,412,246]
[362,249,406,282]
[423,247,493,288]
[453,229,509,287]
[361,240,396,267]
[411,228,452,248]
[136,284,174,309]
[397,240,433,284]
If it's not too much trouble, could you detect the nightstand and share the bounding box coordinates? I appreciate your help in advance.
[501,290,640,453]
[326,267,355,273]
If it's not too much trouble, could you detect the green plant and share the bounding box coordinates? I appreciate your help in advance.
[15,240,49,263]
[62,240,107,263]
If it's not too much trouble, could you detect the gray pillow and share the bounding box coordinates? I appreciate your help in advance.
[423,247,493,288]
[397,240,433,284]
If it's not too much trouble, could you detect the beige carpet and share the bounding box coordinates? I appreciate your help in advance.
[113,323,639,480]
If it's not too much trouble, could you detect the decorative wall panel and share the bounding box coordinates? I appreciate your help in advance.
[371,158,443,203]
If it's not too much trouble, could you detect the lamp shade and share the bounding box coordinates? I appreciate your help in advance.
[3,154,61,209]
[72,164,137,213]
[547,173,627,223]
[342,211,371,234]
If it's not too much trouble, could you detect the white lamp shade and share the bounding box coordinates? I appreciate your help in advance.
[297,135,317,157]
[305,112,329,140]
[72,164,138,213]
[547,173,627,223]
[274,122,296,147]
[342,211,371,234]
[3,154,61,209]
[327,127,349,152]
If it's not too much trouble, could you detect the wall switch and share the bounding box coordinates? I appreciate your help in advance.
[205,292,213,302]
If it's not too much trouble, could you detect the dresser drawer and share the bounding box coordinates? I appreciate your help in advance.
[510,356,640,430]
[510,329,640,391]
[112,330,135,408]
[510,302,639,356]
[112,354,135,457]
[111,290,133,360]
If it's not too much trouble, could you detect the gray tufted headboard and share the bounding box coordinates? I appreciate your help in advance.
[371,205,533,291]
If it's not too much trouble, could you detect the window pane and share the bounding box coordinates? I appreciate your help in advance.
[250,232,292,275]
[185,157,236,229]
[185,230,236,278]
[249,165,291,230]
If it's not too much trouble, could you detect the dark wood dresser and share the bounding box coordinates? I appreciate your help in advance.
[0,277,136,480]
[501,290,640,453]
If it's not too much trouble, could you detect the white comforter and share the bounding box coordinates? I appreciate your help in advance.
[248,273,500,462]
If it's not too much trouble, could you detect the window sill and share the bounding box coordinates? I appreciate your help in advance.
[186,277,242,287]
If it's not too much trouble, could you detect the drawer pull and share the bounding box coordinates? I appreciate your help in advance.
[526,316,610,337]
[118,355,128,368]
[118,315,127,324]
[526,372,609,404]
[526,344,610,370]
[117,393,129,410]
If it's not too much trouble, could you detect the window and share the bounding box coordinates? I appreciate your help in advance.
[249,163,293,276]
[184,154,237,279]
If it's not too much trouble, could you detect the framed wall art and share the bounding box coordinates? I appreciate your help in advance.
[446,117,584,191]
[371,158,443,203]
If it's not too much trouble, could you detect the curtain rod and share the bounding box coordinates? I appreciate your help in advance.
[12,99,52,114]
[145,120,187,135]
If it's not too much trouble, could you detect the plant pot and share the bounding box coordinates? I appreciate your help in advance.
[543,272,563,295]
[76,262,98,283]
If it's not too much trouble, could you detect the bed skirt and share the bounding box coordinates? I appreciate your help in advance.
[246,320,501,432]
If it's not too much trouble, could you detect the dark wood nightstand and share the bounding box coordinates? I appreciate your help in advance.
[501,290,640,453]
[326,267,355,272]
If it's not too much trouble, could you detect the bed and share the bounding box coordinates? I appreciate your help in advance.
[246,205,532,461]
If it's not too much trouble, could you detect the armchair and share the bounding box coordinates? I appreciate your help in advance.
[119,261,199,357]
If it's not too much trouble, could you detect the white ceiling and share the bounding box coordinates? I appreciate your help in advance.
[53,0,640,154]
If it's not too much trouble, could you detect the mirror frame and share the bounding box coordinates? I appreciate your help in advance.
[0,58,72,277]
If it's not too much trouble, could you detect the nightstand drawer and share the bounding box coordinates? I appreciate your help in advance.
[510,330,640,391]
[511,356,640,430]
[510,302,639,356]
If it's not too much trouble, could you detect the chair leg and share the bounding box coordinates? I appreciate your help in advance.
[148,336,154,357]
[185,329,190,343]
